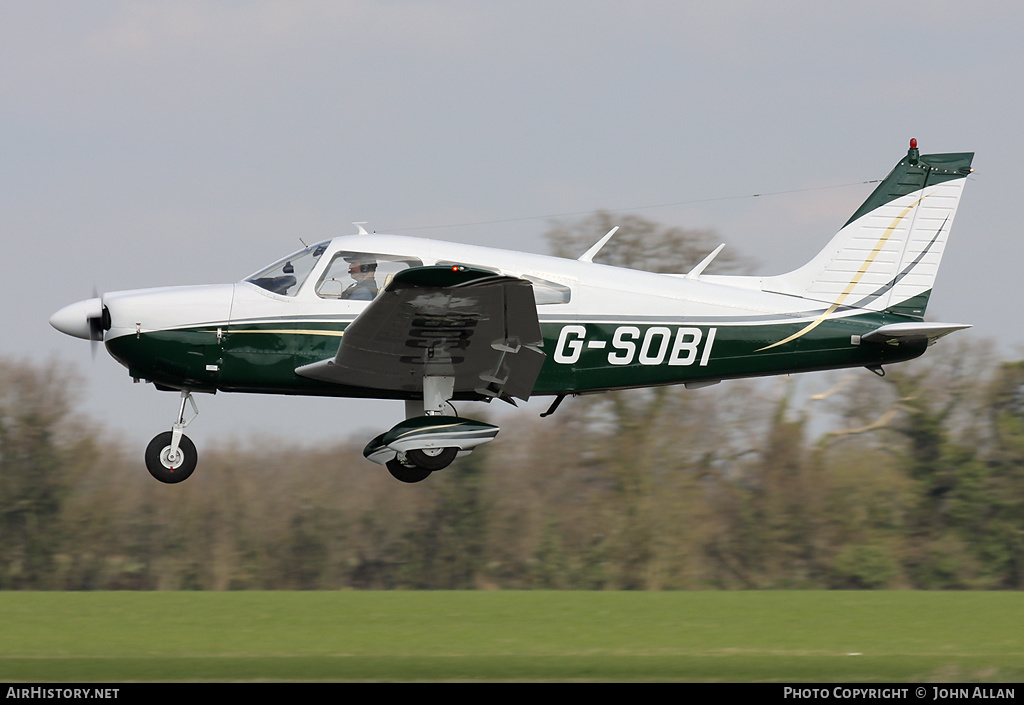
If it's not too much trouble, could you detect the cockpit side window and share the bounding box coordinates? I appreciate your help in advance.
[246,242,329,296]
[316,252,423,300]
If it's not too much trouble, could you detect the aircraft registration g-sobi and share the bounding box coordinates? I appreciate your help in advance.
[51,140,973,484]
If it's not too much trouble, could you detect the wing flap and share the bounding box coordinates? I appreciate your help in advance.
[295,266,545,402]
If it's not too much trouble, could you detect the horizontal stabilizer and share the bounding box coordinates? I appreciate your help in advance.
[861,322,970,345]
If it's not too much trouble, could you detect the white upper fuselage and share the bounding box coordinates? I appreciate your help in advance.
[95,234,830,342]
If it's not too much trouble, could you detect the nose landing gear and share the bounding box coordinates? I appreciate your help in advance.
[145,391,199,484]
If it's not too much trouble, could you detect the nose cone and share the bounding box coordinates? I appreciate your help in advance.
[49,297,104,340]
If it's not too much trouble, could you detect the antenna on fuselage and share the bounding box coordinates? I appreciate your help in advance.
[684,243,726,279]
[353,221,369,235]
[577,226,619,263]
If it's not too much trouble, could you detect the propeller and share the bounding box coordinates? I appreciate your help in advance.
[89,295,111,359]
[49,291,111,358]
[87,287,110,357]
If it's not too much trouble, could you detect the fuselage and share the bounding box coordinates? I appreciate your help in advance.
[81,233,924,400]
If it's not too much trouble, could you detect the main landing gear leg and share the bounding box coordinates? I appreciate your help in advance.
[145,391,199,484]
[384,376,459,483]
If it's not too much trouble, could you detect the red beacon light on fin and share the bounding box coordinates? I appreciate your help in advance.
[907,138,920,164]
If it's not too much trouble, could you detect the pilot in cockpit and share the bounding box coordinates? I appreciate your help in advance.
[341,255,379,300]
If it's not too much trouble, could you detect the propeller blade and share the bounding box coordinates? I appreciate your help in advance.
[88,294,110,360]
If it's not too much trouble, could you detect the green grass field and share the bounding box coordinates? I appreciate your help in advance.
[1,591,1021,682]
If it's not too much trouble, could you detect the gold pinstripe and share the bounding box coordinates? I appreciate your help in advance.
[229,329,346,337]
[756,195,926,352]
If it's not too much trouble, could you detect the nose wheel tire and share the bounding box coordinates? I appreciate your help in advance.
[145,431,198,484]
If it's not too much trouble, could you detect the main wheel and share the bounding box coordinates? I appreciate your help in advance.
[406,447,458,471]
[145,431,198,484]
[386,458,432,483]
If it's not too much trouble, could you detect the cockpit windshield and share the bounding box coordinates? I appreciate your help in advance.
[246,241,330,296]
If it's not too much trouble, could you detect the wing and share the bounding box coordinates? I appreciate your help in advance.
[295,266,546,402]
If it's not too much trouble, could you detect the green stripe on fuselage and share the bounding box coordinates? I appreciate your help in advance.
[534,314,925,393]
[107,313,928,399]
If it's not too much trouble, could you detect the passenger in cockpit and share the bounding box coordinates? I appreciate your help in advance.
[341,255,379,300]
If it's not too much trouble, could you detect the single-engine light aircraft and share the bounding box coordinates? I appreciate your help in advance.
[51,140,974,483]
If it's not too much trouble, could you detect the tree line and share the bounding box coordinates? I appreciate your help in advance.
[3,215,1020,590]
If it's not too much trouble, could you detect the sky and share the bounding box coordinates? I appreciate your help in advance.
[2,1,1021,456]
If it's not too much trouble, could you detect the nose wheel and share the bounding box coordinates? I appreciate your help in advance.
[145,431,197,483]
[145,391,200,484]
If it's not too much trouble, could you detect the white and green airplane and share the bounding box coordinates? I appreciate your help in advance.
[51,140,974,484]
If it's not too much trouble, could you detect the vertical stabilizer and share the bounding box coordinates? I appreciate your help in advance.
[762,140,973,318]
